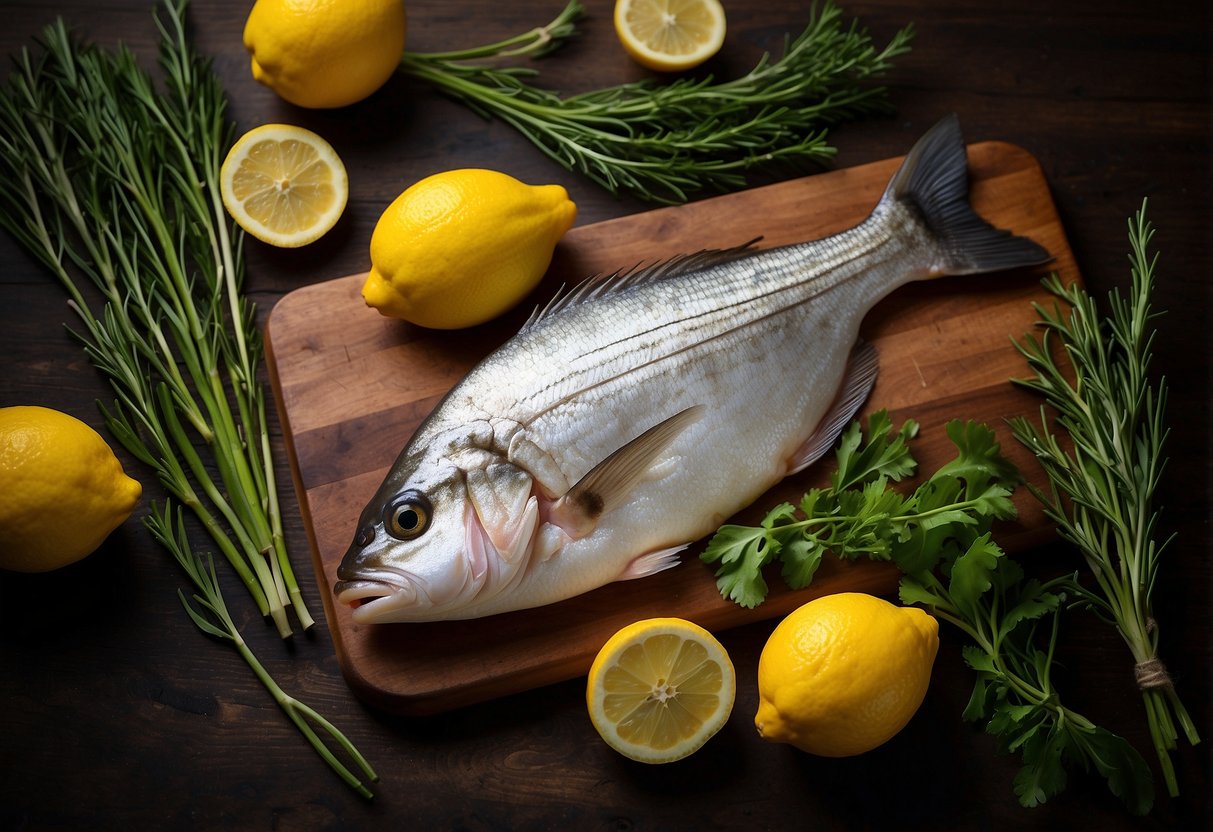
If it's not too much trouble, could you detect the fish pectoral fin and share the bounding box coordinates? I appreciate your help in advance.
[549,405,705,538]
[788,340,879,475]
[618,544,688,581]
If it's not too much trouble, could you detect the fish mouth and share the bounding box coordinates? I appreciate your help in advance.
[334,575,419,622]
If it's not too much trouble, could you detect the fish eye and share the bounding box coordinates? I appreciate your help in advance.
[383,490,432,541]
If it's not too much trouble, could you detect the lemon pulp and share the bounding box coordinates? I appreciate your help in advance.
[587,618,735,763]
[220,124,348,248]
[613,0,727,72]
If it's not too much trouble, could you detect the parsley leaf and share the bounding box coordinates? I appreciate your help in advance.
[700,412,1019,606]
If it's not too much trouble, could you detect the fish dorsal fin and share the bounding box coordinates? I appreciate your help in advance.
[548,405,705,537]
[521,239,763,330]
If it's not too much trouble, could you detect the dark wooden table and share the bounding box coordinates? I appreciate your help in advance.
[1,1,1208,829]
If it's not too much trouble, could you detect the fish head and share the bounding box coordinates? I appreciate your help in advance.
[334,434,541,623]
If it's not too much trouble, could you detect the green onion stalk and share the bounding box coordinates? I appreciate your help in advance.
[149,504,376,798]
[399,0,914,204]
[0,0,311,638]
[1010,201,1200,797]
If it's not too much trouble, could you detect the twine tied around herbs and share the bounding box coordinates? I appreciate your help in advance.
[1134,657,1173,690]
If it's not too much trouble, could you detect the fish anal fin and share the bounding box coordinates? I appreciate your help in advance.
[618,544,688,581]
[549,405,705,538]
[788,341,879,475]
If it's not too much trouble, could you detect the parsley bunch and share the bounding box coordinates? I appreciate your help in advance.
[702,414,1154,812]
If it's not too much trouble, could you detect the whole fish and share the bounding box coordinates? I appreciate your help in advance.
[335,115,1049,623]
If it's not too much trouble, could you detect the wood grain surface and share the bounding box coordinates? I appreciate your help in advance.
[266,140,1071,714]
[1,1,1208,830]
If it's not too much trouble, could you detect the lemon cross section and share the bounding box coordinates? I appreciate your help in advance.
[587,618,735,763]
[220,124,348,248]
[614,0,727,72]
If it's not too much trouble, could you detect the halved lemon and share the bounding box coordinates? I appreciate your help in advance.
[586,617,735,763]
[220,123,348,248]
[613,0,727,72]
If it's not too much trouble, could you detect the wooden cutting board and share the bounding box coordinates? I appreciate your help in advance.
[265,140,1077,715]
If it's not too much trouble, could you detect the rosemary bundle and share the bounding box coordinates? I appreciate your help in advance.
[1010,201,1199,797]
[400,0,913,203]
[0,0,373,796]
[0,0,308,638]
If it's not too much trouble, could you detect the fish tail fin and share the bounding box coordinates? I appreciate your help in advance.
[884,113,1051,275]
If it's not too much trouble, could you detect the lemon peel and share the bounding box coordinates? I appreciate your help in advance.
[243,0,407,109]
[756,592,939,757]
[586,617,735,764]
[362,168,576,329]
[0,406,141,573]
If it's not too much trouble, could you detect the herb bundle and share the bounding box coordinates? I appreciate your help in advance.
[0,0,373,796]
[0,0,307,637]
[1010,201,1199,797]
[702,414,1154,811]
[400,0,913,203]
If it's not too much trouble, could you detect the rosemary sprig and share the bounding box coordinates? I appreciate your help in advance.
[0,0,373,798]
[1010,200,1199,797]
[400,0,913,203]
[0,0,311,638]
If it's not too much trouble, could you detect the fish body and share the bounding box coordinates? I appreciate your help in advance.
[335,115,1049,623]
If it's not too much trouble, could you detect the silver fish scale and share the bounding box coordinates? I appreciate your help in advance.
[448,200,936,489]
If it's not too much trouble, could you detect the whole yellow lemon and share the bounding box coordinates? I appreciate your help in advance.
[243,0,407,109]
[0,406,142,573]
[755,592,939,757]
[362,169,577,329]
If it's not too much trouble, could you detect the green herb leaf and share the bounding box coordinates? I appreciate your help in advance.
[1013,726,1069,808]
[778,535,826,590]
[701,524,774,608]
[1077,726,1156,816]
[948,533,1003,620]
[832,410,919,490]
[935,420,1022,489]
